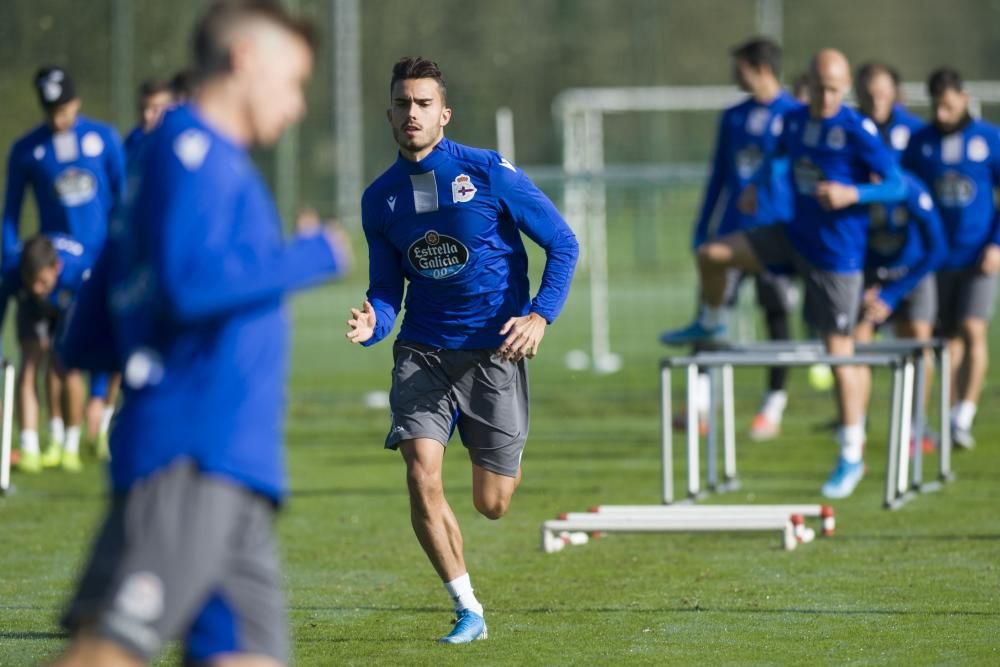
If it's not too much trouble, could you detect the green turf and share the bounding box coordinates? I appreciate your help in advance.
[2,221,1000,664]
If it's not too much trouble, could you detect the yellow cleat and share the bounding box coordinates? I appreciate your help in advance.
[61,451,82,473]
[41,443,62,468]
[16,451,42,474]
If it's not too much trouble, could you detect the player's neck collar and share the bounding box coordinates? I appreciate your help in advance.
[396,137,451,173]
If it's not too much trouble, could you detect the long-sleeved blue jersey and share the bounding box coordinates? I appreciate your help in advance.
[58,105,344,501]
[2,116,124,265]
[361,138,578,350]
[692,92,799,247]
[902,117,1000,270]
[0,233,92,330]
[768,104,905,272]
[870,103,925,161]
[866,174,947,309]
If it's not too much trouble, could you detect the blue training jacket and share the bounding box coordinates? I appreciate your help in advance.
[692,92,800,247]
[902,117,1000,270]
[58,105,345,500]
[2,115,124,266]
[0,234,93,330]
[361,137,578,350]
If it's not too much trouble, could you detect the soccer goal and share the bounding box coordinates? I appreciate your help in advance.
[554,82,1000,374]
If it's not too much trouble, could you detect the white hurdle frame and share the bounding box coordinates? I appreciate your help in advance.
[660,349,915,509]
[1,361,18,495]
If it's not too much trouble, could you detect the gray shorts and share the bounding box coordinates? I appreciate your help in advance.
[936,267,999,335]
[62,459,287,664]
[745,224,862,336]
[386,340,529,477]
[864,272,937,325]
[721,269,796,314]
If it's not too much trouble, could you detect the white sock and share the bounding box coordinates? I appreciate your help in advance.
[696,373,711,417]
[444,572,484,616]
[64,426,82,455]
[49,417,65,446]
[838,423,865,464]
[761,390,788,422]
[699,305,725,329]
[953,401,976,430]
[100,406,115,436]
[20,430,39,456]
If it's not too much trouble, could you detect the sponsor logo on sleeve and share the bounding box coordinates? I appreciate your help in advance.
[451,174,477,203]
[407,230,469,279]
[498,157,516,172]
[173,130,210,171]
[862,118,878,136]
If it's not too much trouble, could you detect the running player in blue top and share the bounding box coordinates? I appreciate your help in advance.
[53,3,349,665]
[665,37,800,441]
[2,66,124,470]
[347,57,578,644]
[902,68,1000,449]
[856,62,924,161]
[0,234,93,473]
[662,49,906,499]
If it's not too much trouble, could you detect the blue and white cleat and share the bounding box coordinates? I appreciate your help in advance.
[821,457,864,498]
[438,609,487,644]
[659,321,726,346]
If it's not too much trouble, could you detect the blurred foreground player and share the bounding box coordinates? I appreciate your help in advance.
[903,68,1000,449]
[347,56,578,643]
[54,2,349,665]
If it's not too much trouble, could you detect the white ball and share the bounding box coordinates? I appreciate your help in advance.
[564,349,589,371]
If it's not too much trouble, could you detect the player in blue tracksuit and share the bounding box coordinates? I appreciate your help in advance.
[122,78,177,172]
[667,37,800,441]
[347,57,578,644]
[54,4,350,665]
[902,68,1000,449]
[662,49,906,499]
[856,62,925,161]
[0,234,94,473]
[2,66,124,470]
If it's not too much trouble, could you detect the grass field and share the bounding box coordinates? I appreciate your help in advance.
[2,209,1000,665]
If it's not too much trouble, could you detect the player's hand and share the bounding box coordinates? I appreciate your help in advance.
[736,185,758,215]
[346,300,376,344]
[978,243,1000,275]
[863,297,892,325]
[814,181,859,210]
[295,207,322,234]
[497,312,547,362]
[322,223,354,274]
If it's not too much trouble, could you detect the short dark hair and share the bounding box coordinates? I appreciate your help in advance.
[170,69,196,100]
[928,67,964,98]
[390,56,447,102]
[192,0,318,79]
[857,62,901,90]
[138,78,171,103]
[20,236,58,285]
[730,38,782,77]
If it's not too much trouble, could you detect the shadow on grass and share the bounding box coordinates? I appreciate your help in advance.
[289,605,1000,617]
[0,631,66,640]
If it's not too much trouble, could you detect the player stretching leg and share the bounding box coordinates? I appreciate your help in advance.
[348,57,578,643]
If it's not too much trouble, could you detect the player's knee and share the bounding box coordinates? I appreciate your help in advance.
[405,464,443,501]
[473,493,509,520]
[697,242,727,266]
[959,319,987,344]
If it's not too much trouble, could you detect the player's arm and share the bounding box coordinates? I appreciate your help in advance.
[157,173,349,324]
[877,184,947,313]
[495,162,579,360]
[1,144,27,267]
[349,195,404,347]
[817,124,906,210]
[692,115,730,248]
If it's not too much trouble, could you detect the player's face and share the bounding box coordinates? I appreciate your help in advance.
[859,71,896,124]
[388,78,452,161]
[240,27,313,147]
[141,91,175,132]
[29,265,59,300]
[732,59,754,92]
[808,68,849,119]
[932,89,969,132]
[46,98,81,133]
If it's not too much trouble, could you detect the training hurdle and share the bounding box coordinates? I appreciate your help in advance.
[0,360,18,495]
[542,504,834,553]
[661,339,953,509]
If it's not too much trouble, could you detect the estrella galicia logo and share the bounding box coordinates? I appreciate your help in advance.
[935,171,976,208]
[408,230,469,279]
[54,167,98,206]
[792,158,824,195]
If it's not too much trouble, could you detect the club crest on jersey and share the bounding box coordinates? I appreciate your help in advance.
[826,126,846,150]
[967,136,990,162]
[746,107,770,136]
[451,174,477,203]
[408,230,470,279]
[935,171,976,208]
[81,131,104,157]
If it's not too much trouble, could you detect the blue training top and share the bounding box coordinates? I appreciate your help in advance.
[865,174,947,309]
[871,103,925,161]
[0,233,93,329]
[765,104,905,272]
[361,137,579,350]
[902,117,1000,270]
[692,91,800,247]
[2,115,124,266]
[58,105,345,500]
